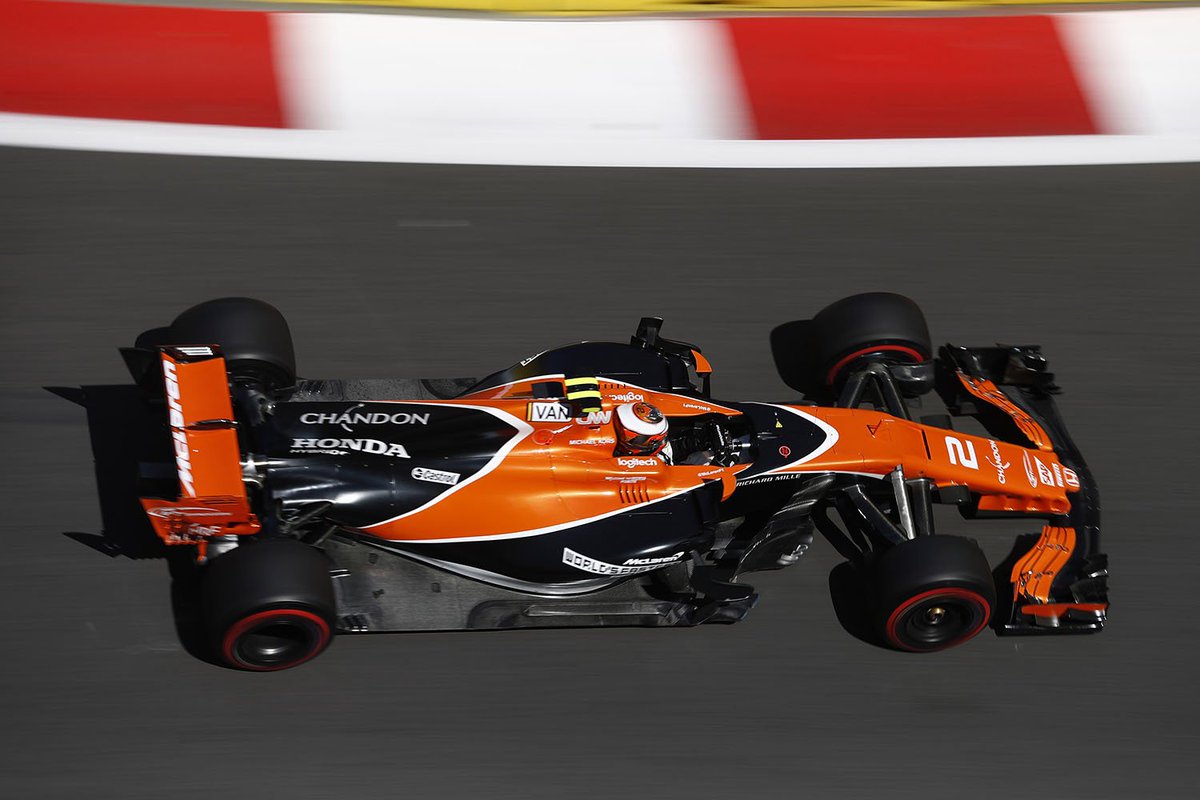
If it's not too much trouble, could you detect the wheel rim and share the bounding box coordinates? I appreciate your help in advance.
[222,609,330,671]
[885,588,991,652]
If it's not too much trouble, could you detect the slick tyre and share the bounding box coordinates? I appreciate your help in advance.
[202,540,336,671]
[811,293,932,391]
[872,535,995,653]
[168,297,296,389]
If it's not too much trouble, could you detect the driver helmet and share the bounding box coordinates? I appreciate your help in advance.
[614,402,669,456]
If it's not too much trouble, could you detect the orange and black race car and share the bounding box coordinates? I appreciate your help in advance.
[113,293,1106,671]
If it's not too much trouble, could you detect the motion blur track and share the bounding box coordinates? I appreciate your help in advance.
[2,146,1197,800]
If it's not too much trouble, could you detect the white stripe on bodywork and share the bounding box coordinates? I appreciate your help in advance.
[369,484,699,545]
[748,404,842,477]
[365,542,623,597]
[361,402,533,529]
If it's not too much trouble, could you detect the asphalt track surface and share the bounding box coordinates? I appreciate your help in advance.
[2,146,1198,800]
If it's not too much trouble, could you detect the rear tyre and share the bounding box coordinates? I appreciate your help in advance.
[872,535,994,653]
[202,539,335,671]
[169,297,296,390]
[811,293,931,392]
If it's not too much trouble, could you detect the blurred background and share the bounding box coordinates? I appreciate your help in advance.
[2,1,1198,799]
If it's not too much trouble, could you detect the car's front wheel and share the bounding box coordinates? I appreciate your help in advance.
[872,535,995,652]
[811,292,932,394]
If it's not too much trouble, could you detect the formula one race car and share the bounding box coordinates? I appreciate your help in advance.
[107,294,1106,670]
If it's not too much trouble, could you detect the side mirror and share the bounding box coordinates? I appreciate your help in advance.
[632,316,663,348]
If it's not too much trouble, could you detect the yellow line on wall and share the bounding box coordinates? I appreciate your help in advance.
[246,0,1194,15]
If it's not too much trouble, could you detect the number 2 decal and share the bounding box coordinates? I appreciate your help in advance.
[945,436,979,470]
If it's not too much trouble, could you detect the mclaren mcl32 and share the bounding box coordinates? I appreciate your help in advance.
[99,293,1106,670]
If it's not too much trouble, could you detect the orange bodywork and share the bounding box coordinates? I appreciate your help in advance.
[140,358,1078,550]
[354,374,1077,543]
[359,379,749,542]
[361,395,745,542]
[768,407,1074,515]
[957,373,1052,451]
[1009,524,1108,622]
[1010,525,1076,603]
[1018,602,1108,622]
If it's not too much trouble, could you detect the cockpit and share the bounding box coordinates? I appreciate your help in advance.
[661,410,755,468]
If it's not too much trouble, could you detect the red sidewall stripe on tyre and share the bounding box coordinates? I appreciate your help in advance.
[221,608,332,671]
[825,344,927,386]
[884,587,993,652]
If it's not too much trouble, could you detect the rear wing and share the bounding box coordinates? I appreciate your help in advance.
[139,346,260,556]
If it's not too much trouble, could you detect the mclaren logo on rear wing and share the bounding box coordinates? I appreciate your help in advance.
[139,346,260,556]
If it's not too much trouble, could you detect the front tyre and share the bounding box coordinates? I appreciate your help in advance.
[883,586,992,653]
[811,292,932,392]
[202,540,336,671]
[872,535,995,653]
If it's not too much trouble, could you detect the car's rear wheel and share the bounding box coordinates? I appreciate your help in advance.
[811,292,932,393]
[220,607,330,671]
[202,539,335,671]
[136,297,296,390]
[872,534,995,653]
